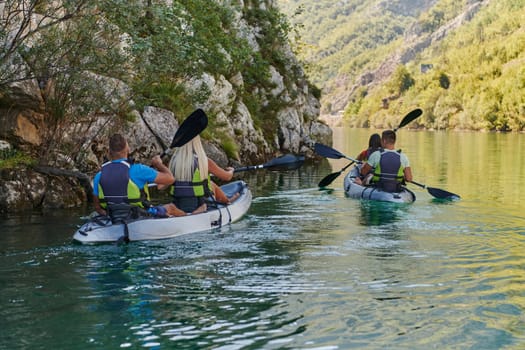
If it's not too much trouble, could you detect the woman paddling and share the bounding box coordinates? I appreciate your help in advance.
[163,135,239,216]
[356,133,381,162]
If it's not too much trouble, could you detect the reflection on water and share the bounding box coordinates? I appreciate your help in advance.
[2,129,525,349]
[334,127,525,216]
[358,200,410,227]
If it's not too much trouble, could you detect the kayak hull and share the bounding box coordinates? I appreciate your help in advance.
[73,181,251,243]
[343,166,416,203]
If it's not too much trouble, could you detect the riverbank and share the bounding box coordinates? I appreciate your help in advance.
[318,113,343,128]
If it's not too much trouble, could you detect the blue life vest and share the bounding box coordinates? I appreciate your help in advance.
[372,151,405,192]
[98,160,149,208]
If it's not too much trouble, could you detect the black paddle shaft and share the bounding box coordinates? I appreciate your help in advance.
[318,161,355,187]
[234,154,305,173]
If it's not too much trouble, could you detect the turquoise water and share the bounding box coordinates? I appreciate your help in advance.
[1,128,525,349]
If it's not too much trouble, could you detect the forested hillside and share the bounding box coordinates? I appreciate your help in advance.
[278,0,525,131]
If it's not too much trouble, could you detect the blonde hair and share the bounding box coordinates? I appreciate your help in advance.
[169,135,208,181]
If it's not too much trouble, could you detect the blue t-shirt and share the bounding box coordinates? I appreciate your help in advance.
[92,159,158,196]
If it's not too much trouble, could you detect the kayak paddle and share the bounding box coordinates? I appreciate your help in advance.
[394,108,422,131]
[409,180,460,200]
[314,143,361,187]
[314,143,359,162]
[160,108,208,157]
[315,109,423,188]
[148,154,304,185]
[234,154,305,173]
[318,161,355,188]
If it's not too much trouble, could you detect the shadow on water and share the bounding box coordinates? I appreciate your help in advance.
[358,200,410,227]
[356,201,412,263]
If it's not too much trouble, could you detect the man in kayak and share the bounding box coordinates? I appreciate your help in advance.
[359,129,413,192]
[92,133,184,218]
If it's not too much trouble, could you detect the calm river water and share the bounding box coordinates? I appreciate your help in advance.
[1,127,525,349]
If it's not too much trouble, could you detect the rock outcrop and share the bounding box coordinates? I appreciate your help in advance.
[0,1,331,213]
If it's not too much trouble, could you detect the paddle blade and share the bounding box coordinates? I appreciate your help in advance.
[410,181,460,200]
[314,142,345,159]
[318,160,355,187]
[170,109,208,148]
[318,171,342,187]
[395,108,422,131]
[264,154,305,171]
[427,187,460,200]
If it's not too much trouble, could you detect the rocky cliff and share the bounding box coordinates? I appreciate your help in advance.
[0,0,331,213]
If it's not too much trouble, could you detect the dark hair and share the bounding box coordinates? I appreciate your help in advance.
[368,133,381,149]
[382,130,396,145]
[109,133,127,153]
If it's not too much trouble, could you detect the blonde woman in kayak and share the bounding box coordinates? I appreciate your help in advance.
[164,135,239,216]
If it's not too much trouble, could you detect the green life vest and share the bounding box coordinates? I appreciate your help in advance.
[372,151,405,192]
[98,160,150,209]
[170,167,212,198]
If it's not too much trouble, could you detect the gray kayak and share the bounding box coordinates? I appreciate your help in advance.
[343,165,416,203]
[73,180,251,243]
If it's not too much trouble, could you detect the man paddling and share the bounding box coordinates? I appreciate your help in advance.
[92,133,183,218]
[359,129,413,192]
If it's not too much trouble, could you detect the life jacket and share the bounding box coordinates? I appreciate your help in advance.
[170,157,212,212]
[371,150,405,192]
[97,159,150,209]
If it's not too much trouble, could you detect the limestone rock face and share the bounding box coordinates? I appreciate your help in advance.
[0,1,333,213]
[0,109,44,148]
[0,168,86,213]
[139,107,179,151]
[229,102,270,161]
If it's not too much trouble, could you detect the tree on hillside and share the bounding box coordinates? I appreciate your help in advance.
[387,65,415,97]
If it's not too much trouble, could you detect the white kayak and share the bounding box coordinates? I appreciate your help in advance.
[343,165,416,203]
[73,180,251,243]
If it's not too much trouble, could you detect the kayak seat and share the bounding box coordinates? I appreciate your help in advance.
[107,203,146,224]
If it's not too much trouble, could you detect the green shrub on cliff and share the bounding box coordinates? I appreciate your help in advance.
[0,0,296,163]
[0,149,34,169]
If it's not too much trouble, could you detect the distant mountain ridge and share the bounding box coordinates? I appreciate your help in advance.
[278,0,440,112]
[278,0,525,131]
[336,0,486,114]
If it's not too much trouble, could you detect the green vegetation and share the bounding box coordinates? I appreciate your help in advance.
[0,149,34,169]
[278,0,525,131]
[345,0,525,131]
[278,0,427,87]
[220,136,240,161]
[0,0,295,165]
